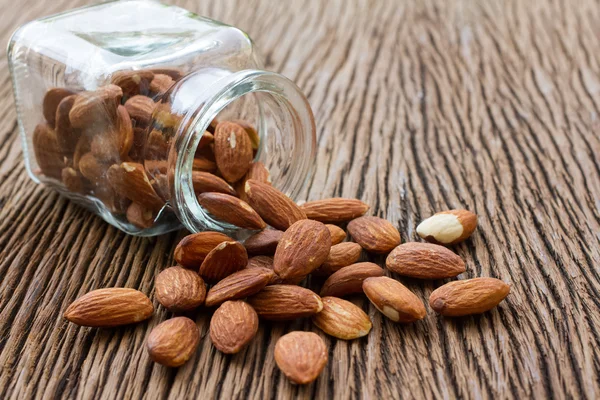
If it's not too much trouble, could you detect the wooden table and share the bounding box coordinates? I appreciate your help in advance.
[1,0,599,398]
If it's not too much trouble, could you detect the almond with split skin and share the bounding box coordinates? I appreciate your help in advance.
[174,231,233,268]
[64,288,153,327]
[429,277,510,316]
[248,285,323,320]
[147,317,200,367]
[210,301,259,354]
[155,266,206,312]
[320,262,384,297]
[312,297,372,340]
[192,171,237,196]
[244,229,283,256]
[273,219,331,280]
[197,192,266,230]
[205,267,274,307]
[244,179,306,230]
[386,242,465,279]
[300,198,370,223]
[314,242,362,276]
[363,276,426,323]
[107,162,164,211]
[214,121,253,182]
[347,216,401,253]
[417,209,477,245]
[275,332,328,385]
[326,224,346,245]
[199,241,248,282]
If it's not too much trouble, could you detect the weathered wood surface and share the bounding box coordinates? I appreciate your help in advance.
[1,0,599,399]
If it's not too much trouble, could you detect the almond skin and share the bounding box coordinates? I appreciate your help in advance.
[244,229,283,256]
[275,332,328,385]
[326,224,346,245]
[214,121,253,182]
[312,297,372,340]
[174,231,233,268]
[314,242,362,276]
[126,203,155,229]
[244,179,307,230]
[347,216,401,254]
[210,301,259,354]
[199,241,248,282]
[300,198,369,223]
[155,267,206,312]
[386,242,466,279]
[429,278,510,316]
[106,162,164,212]
[64,288,153,327]
[147,317,200,367]
[416,209,478,245]
[111,69,154,97]
[79,152,109,184]
[205,267,274,307]
[236,161,271,200]
[192,171,237,196]
[124,95,155,126]
[232,119,260,151]
[33,123,66,179]
[69,85,122,129]
[362,277,426,323]
[246,256,280,285]
[43,88,75,127]
[248,285,323,320]
[273,219,331,280]
[320,262,384,297]
[149,73,175,95]
[54,94,79,153]
[197,192,266,230]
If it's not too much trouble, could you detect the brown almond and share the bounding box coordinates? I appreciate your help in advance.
[32,123,66,179]
[111,69,154,97]
[314,242,362,276]
[210,300,259,354]
[197,192,266,230]
[61,167,90,194]
[236,162,271,200]
[155,266,206,312]
[326,224,346,245]
[363,276,426,322]
[248,285,323,320]
[43,88,75,127]
[347,216,401,253]
[192,171,236,196]
[312,297,372,340]
[274,332,328,385]
[199,241,248,282]
[126,203,155,229]
[95,183,131,214]
[69,85,123,129]
[106,162,165,211]
[246,255,274,270]
[174,231,233,268]
[429,277,510,316]
[244,179,306,230]
[214,121,253,182]
[64,288,153,327]
[79,152,107,182]
[232,119,260,151]
[125,95,155,126]
[244,229,283,256]
[417,209,478,245]
[149,67,183,80]
[273,219,331,280]
[54,94,79,153]
[149,73,175,95]
[386,242,465,279]
[205,268,274,307]
[193,156,217,173]
[320,262,384,297]
[90,105,134,162]
[147,317,200,367]
[300,198,369,223]
[197,131,214,149]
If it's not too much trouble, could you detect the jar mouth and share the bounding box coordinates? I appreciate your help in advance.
[171,69,316,237]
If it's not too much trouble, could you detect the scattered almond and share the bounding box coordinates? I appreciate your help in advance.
[274,332,328,385]
[197,192,266,230]
[210,300,259,354]
[312,297,372,340]
[326,224,346,245]
[320,262,384,297]
[244,179,306,230]
[347,216,401,253]
[386,242,466,279]
[314,242,362,276]
[147,317,200,367]
[205,267,274,307]
[429,277,509,316]
[192,171,237,196]
[199,241,248,282]
[155,266,206,312]
[174,231,233,268]
[244,229,283,256]
[416,209,477,245]
[363,276,426,323]
[214,121,253,182]
[300,198,369,223]
[248,285,323,320]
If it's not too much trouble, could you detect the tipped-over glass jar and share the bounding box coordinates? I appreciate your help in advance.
[8,0,316,237]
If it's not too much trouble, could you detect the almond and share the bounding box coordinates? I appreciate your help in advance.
[244,179,306,230]
[155,266,206,311]
[347,216,401,253]
[126,203,155,229]
[193,156,217,173]
[72,135,90,171]
[32,123,66,179]
[124,95,155,126]
[274,332,328,385]
[90,105,133,162]
[79,153,109,183]
[429,277,510,316]
[111,69,154,97]
[246,256,283,285]
[149,73,175,95]
[214,121,253,182]
[197,192,266,230]
[314,242,362,276]
[312,297,372,340]
[95,183,131,214]
[197,131,214,149]
[150,67,183,80]
[319,262,384,297]
[417,210,478,245]
[199,241,248,282]
[273,219,331,280]
[192,171,236,196]
[363,276,426,322]
[43,87,75,127]
[300,198,369,223]
[106,162,165,211]
[174,231,233,267]
[61,167,90,194]
[147,317,200,367]
[386,242,465,279]
[326,224,346,245]
[69,85,123,129]
[210,301,259,354]
[205,267,274,307]
[248,285,323,320]
[64,288,153,327]
[244,229,283,256]
[232,119,260,151]
[236,162,271,200]
[54,94,79,153]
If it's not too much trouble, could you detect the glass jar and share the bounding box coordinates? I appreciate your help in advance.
[7,0,316,238]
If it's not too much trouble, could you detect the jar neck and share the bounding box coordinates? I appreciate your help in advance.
[165,69,316,237]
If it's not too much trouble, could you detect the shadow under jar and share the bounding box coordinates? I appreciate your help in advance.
[8,0,316,237]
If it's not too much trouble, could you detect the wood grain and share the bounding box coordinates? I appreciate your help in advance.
[1,0,599,399]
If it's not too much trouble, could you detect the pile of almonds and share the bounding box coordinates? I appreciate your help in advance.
[64,193,510,384]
